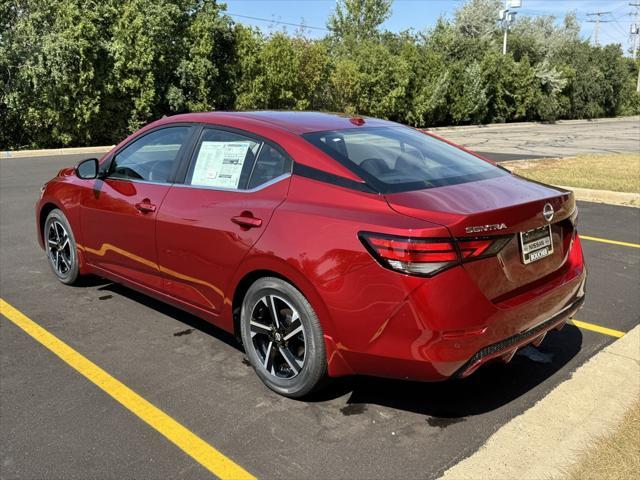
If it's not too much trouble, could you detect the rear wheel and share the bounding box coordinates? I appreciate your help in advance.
[44,209,80,285]
[240,277,327,398]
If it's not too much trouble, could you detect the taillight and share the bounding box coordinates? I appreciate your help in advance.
[360,233,458,276]
[458,237,511,260]
[359,232,511,277]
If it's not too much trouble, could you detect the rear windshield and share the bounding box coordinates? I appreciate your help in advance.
[302,126,507,193]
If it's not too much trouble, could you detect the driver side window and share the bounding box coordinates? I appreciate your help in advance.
[109,127,191,183]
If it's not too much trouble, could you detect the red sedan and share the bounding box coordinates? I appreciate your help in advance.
[36,111,586,397]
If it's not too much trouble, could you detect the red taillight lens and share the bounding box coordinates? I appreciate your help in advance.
[367,237,458,262]
[360,233,511,277]
[458,237,511,260]
[360,233,459,276]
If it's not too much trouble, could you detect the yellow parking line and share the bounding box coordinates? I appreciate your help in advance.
[571,319,625,338]
[0,298,255,480]
[580,235,640,249]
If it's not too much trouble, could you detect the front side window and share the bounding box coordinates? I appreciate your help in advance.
[187,129,291,190]
[109,127,191,183]
[303,126,507,193]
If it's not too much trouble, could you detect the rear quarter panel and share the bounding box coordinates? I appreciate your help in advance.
[227,175,448,371]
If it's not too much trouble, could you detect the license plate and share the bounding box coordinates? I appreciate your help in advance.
[519,225,553,264]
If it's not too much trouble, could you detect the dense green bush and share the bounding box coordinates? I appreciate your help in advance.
[1,0,638,149]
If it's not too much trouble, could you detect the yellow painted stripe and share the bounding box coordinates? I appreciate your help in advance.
[571,319,625,338]
[0,298,255,480]
[580,235,640,249]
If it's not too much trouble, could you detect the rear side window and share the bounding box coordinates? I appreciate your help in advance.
[109,127,191,183]
[303,126,507,193]
[187,128,292,190]
[248,144,292,189]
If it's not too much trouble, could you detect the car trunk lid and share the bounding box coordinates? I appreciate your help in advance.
[385,174,576,301]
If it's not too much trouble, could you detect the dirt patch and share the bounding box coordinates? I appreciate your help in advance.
[564,401,640,480]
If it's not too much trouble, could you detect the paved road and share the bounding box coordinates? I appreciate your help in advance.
[434,117,640,160]
[1,154,638,479]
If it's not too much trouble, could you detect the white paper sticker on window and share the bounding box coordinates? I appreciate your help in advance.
[191,141,251,188]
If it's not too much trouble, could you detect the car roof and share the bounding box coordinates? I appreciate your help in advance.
[162,110,397,135]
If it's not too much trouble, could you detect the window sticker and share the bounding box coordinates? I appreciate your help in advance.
[191,141,251,188]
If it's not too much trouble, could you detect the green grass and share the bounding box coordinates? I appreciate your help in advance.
[505,153,640,193]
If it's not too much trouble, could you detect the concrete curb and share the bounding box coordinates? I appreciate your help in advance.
[1,146,113,159]
[440,324,640,480]
[426,116,640,133]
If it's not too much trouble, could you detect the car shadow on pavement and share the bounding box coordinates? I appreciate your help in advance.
[97,280,583,419]
[312,325,583,418]
[96,282,241,350]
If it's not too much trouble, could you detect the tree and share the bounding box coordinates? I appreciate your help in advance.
[108,0,187,135]
[0,0,20,148]
[170,0,237,112]
[234,31,330,110]
[396,35,450,126]
[449,61,488,124]
[328,40,410,119]
[1,0,115,148]
[454,0,501,39]
[1,0,639,149]
[509,12,580,64]
[328,0,392,44]
[619,58,640,116]
[233,25,266,109]
[534,59,568,121]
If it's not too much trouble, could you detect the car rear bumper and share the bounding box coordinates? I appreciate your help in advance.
[326,234,586,381]
[452,295,584,378]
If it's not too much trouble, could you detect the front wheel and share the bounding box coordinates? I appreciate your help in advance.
[44,209,80,285]
[240,277,327,398]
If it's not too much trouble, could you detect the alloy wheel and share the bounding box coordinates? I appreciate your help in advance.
[249,294,307,379]
[47,220,73,277]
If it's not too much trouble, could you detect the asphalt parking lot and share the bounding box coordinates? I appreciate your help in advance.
[1,153,639,479]
[434,116,640,160]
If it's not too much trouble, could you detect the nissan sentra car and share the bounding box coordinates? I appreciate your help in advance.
[36,111,586,397]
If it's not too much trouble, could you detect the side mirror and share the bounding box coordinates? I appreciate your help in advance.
[75,158,100,180]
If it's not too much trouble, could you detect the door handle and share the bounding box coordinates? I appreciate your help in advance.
[135,200,156,213]
[231,213,262,229]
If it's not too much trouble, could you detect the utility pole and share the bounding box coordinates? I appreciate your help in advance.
[499,0,521,55]
[586,11,612,46]
[630,2,640,91]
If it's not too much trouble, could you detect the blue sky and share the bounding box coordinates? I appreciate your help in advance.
[223,0,639,54]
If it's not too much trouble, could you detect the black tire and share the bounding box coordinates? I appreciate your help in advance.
[44,209,80,285]
[240,277,327,398]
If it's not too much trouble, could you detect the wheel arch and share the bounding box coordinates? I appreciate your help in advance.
[228,263,352,378]
[231,269,287,340]
[38,199,89,275]
[38,201,63,247]
[228,258,338,342]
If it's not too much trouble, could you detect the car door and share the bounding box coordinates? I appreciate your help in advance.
[156,127,292,315]
[80,125,194,290]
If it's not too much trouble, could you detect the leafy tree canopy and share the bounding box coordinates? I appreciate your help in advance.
[1,0,638,149]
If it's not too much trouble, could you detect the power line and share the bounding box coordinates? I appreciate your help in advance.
[611,18,631,37]
[226,3,637,49]
[226,12,328,32]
